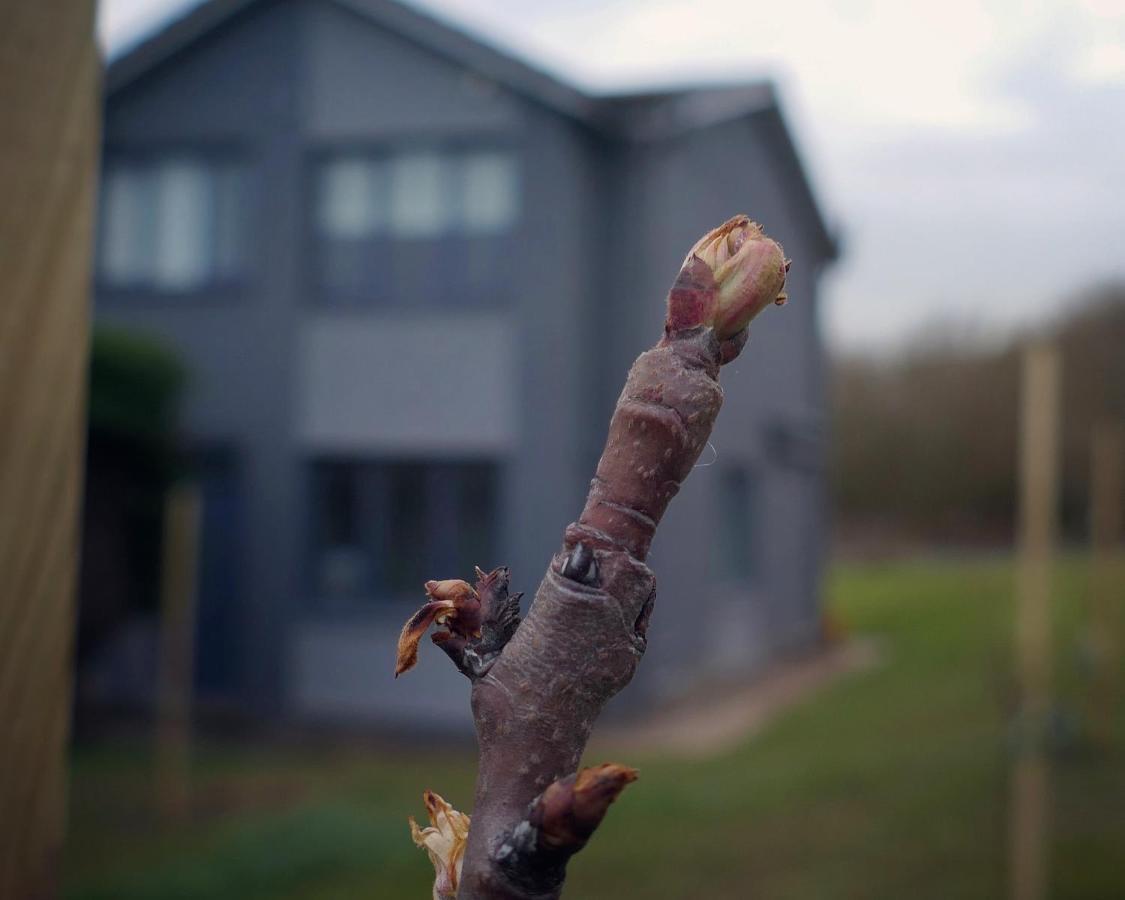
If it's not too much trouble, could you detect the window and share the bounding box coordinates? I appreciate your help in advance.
[317,158,384,239]
[389,152,452,237]
[718,465,758,582]
[313,148,518,304]
[97,155,248,292]
[461,152,519,232]
[310,460,499,605]
[317,149,518,242]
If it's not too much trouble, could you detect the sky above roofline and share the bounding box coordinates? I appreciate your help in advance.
[100,0,1125,353]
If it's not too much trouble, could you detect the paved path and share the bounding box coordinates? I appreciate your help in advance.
[593,639,881,759]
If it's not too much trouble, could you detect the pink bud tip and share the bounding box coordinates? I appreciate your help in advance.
[672,215,789,340]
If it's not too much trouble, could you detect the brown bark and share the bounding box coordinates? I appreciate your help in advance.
[458,327,728,899]
[397,217,788,899]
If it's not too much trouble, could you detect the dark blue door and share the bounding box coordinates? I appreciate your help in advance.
[194,450,243,699]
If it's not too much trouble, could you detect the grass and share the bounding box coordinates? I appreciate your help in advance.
[63,556,1125,899]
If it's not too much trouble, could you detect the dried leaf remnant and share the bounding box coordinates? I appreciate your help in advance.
[395,579,481,677]
[409,790,471,900]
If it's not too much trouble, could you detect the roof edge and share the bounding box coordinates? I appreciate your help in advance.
[106,0,258,95]
[105,0,597,120]
[589,82,777,141]
[762,103,840,262]
[104,0,838,258]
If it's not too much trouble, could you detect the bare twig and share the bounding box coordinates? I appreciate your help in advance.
[398,216,789,898]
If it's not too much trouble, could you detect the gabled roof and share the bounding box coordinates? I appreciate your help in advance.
[106,0,837,259]
[106,0,598,117]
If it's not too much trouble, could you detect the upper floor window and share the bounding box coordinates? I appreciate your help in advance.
[317,149,518,241]
[97,155,248,294]
[313,148,519,305]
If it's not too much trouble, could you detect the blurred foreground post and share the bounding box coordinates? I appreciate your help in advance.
[155,484,202,823]
[1009,343,1060,900]
[1087,423,1123,746]
[0,2,99,897]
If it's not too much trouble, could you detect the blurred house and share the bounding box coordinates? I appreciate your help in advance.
[89,0,837,729]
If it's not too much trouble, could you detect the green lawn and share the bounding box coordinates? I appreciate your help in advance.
[64,557,1125,899]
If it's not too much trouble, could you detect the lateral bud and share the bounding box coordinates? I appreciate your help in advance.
[529,763,639,854]
[493,763,639,896]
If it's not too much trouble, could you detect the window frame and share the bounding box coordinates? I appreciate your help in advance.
[95,143,255,304]
[304,137,521,310]
[305,456,504,614]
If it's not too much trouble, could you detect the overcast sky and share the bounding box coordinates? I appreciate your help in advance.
[99,0,1125,352]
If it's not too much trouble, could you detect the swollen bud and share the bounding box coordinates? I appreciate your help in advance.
[669,215,788,340]
[529,763,639,853]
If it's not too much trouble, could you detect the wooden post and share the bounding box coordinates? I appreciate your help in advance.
[1009,343,1061,900]
[155,484,203,823]
[0,3,99,897]
[1088,423,1123,746]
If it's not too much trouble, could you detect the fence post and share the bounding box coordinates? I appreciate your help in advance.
[1087,423,1123,747]
[0,2,99,896]
[1009,342,1061,900]
[155,484,203,823]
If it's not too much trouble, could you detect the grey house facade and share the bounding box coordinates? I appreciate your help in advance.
[94,0,837,729]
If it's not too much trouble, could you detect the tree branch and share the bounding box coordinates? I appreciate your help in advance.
[397,216,789,898]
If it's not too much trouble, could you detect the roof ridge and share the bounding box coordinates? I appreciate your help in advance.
[103,0,835,256]
[107,0,775,123]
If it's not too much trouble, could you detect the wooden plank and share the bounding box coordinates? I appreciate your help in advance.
[0,3,99,897]
[155,484,203,823]
[1087,423,1123,747]
[1009,343,1061,900]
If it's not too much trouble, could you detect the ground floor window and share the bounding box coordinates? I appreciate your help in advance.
[717,464,758,583]
[310,459,498,606]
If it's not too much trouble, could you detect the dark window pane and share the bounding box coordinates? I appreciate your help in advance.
[323,464,357,545]
[214,163,248,280]
[719,466,756,582]
[310,460,499,606]
[391,238,449,309]
[318,238,370,298]
[386,463,428,595]
[314,462,373,600]
[457,463,497,575]
[425,464,460,578]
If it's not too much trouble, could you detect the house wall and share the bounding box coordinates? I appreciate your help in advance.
[98,0,608,726]
[95,0,830,728]
[284,0,603,726]
[98,0,306,711]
